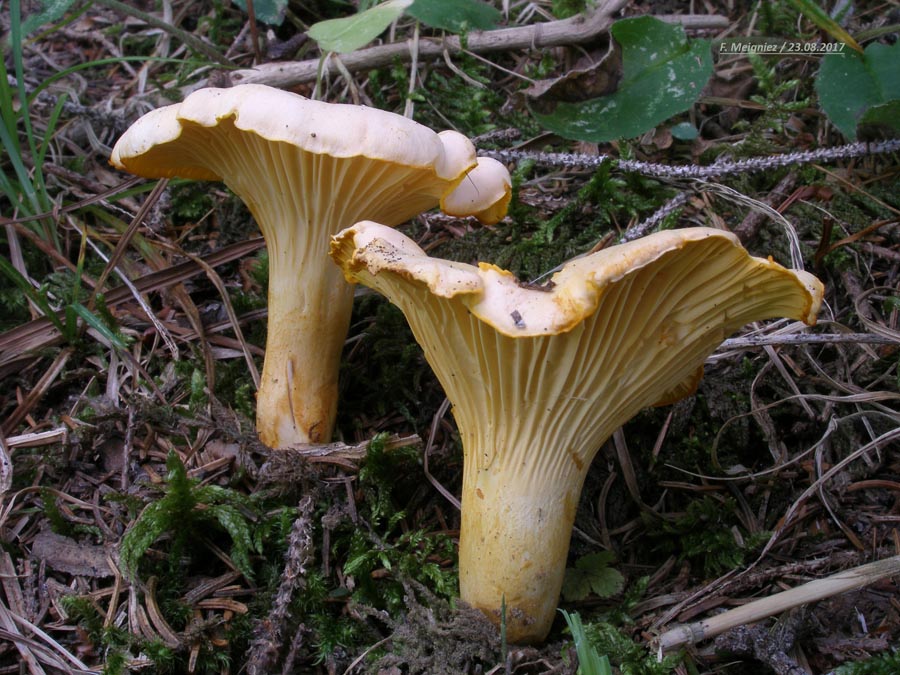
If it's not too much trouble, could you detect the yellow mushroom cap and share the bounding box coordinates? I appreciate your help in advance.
[110,84,483,219]
[440,157,512,225]
[331,220,824,642]
[109,84,503,449]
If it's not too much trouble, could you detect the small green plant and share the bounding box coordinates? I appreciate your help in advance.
[645,496,768,577]
[561,610,613,675]
[834,651,900,675]
[756,0,800,36]
[337,434,458,612]
[552,0,588,19]
[426,155,668,287]
[580,620,681,675]
[415,66,504,137]
[60,596,135,674]
[733,52,810,152]
[119,451,262,581]
[534,161,665,248]
[562,551,625,602]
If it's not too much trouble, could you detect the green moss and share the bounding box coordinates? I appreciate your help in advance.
[580,621,681,675]
[755,0,801,36]
[40,486,76,536]
[329,435,458,614]
[423,162,671,282]
[835,651,900,675]
[119,451,262,582]
[643,496,769,577]
[169,181,215,224]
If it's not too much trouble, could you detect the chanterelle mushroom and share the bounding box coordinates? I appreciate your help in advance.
[441,157,512,225]
[110,84,510,448]
[330,221,824,643]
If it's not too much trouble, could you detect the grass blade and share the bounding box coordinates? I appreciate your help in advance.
[561,610,612,675]
[788,0,863,53]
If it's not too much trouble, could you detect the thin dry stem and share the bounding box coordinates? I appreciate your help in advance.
[658,554,900,651]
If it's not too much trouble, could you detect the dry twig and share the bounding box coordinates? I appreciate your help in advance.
[658,554,900,652]
[217,3,728,91]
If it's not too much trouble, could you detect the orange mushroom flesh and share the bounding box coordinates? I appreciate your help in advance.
[110,84,510,448]
[330,221,824,643]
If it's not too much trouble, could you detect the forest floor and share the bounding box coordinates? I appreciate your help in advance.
[1,1,899,674]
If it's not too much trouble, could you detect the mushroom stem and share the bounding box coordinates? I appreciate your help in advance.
[459,450,588,643]
[257,243,354,447]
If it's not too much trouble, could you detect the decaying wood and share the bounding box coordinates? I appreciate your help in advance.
[221,2,729,90]
[31,530,114,578]
[259,433,421,481]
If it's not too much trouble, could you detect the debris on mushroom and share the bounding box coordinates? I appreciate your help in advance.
[330,221,824,643]
[110,84,511,449]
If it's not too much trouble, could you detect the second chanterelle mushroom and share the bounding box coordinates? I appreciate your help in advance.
[330,221,824,643]
[110,84,510,449]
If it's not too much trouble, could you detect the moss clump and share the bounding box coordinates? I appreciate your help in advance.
[423,161,671,283]
[643,496,769,578]
[834,651,900,675]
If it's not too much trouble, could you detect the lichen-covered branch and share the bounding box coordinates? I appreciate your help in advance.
[483,139,900,179]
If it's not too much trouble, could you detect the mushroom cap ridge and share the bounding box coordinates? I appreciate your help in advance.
[338,222,824,338]
[110,84,476,183]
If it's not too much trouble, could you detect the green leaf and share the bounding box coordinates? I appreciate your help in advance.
[561,552,624,602]
[407,0,499,33]
[670,121,699,140]
[858,100,900,140]
[816,42,900,140]
[232,0,288,26]
[534,17,712,142]
[308,0,413,54]
[70,302,128,350]
[21,0,77,34]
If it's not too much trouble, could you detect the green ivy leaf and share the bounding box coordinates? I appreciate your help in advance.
[561,551,625,602]
[232,0,288,26]
[308,0,414,54]
[407,0,500,33]
[534,17,712,142]
[816,42,900,140]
